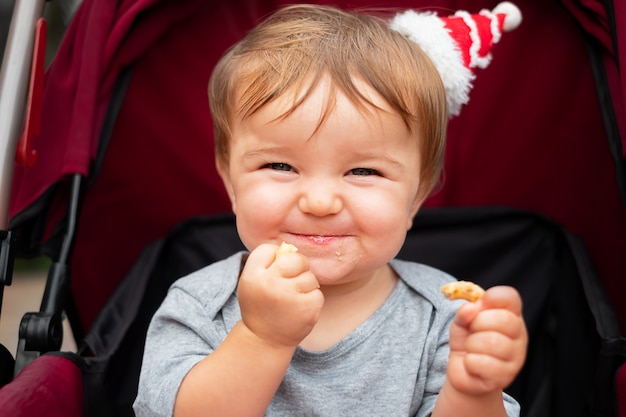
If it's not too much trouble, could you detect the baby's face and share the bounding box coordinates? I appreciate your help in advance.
[219,78,423,286]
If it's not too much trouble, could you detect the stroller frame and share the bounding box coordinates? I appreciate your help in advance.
[0,0,81,379]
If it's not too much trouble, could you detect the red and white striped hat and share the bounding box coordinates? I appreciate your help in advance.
[391,2,522,117]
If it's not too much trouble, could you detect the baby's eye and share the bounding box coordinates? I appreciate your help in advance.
[264,162,293,172]
[349,167,380,176]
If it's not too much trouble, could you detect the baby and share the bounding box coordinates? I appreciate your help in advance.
[134,4,526,416]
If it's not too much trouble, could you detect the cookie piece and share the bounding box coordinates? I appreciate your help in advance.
[441,281,485,302]
[274,241,298,260]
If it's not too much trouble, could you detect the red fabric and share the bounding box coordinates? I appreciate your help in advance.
[8,0,626,336]
[561,0,626,154]
[9,0,222,329]
[9,0,207,216]
[443,15,474,68]
[442,11,505,68]
[615,0,626,152]
[0,355,82,416]
[618,363,626,417]
[67,0,235,329]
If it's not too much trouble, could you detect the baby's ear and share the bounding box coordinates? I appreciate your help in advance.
[406,192,426,230]
[216,159,237,213]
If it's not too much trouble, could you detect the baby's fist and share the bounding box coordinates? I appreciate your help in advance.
[448,286,528,395]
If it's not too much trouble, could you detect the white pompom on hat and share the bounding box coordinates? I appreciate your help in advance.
[390,2,522,117]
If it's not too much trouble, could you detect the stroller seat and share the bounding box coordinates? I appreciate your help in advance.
[4,207,622,416]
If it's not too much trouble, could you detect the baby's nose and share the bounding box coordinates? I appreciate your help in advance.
[298,183,342,216]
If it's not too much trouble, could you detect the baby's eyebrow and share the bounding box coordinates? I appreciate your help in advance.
[350,151,405,168]
[242,145,291,159]
[241,147,407,171]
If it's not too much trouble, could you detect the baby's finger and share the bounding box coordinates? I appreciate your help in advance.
[465,330,516,361]
[469,308,525,339]
[273,251,310,278]
[463,353,519,390]
[480,286,523,316]
[453,301,481,329]
[289,271,321,294]
[246,243,283,269]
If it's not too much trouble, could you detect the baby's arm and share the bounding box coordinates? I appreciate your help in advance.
[173,244,323,417]
[432,286,528,417]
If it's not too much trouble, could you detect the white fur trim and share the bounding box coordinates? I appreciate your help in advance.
[493,2,523,31]
[390,10,474,117]
[481,9,502,44]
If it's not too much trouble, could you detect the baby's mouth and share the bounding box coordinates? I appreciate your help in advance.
[292,233,347,246]
[308,235,333,244]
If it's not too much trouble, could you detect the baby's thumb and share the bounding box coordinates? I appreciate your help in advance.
[454,301,481,329]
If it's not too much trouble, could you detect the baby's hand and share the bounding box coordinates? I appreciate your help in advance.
[447,286,528,396]
[237,243,324,348]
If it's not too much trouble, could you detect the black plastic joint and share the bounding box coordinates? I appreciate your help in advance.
[0,230,14,287]
[18,312,63,353]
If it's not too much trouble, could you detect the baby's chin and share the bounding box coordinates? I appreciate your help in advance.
[307,255,352,281]
[308,253,388,287]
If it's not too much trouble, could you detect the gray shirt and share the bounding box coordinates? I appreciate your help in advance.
[133,252,520,416]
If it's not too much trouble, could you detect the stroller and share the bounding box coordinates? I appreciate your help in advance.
[0,0,625,415]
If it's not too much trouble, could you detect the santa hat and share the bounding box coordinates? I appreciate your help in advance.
[390,2,522,117]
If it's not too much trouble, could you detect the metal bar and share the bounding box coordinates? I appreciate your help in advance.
[0,0,47,228]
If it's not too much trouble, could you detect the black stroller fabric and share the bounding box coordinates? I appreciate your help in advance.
[72,207,624,417]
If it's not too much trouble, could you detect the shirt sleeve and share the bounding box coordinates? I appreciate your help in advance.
[133,255,241,417]
[133,279,237,417]
[133,286,209,417]
[414,303,456,417]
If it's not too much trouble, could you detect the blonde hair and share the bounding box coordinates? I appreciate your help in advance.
[209,4,447,197]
